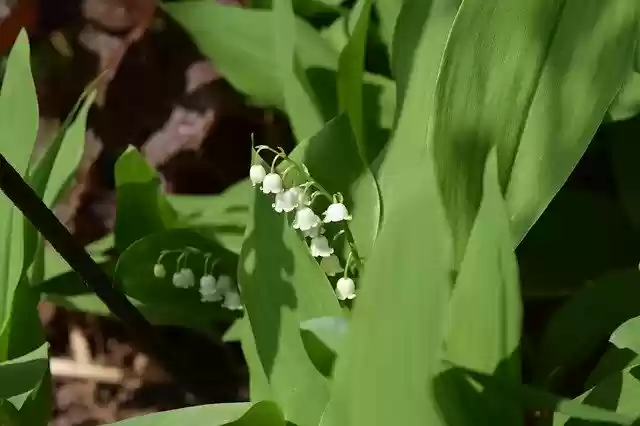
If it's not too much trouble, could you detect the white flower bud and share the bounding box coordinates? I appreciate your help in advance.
[173,268,195,288]
[153,263,166,278]
[310,236,334,258]
[293,207,321,231]
[321,255,343,276]
[223,290,243,310]
[249,164,267,186]
[273,187,300,213]
[200,275,222,302]
[336,277,356,300]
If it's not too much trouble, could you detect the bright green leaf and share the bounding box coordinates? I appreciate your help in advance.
[114,146,178,250]
[611,316,640,355]
[300,316,348,377]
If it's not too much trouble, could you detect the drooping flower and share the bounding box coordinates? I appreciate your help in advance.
[173,268,195,289]
[323,202,352,223]
[261,172,283,194]
[321,255,343,276]
[273,187,301,213]
[153,263,166,278]
[302,223,323,238]
[216,275,234,293]
[223,290,243,310]
[336,277,356,300]
[310,236,334,258]
[293,207,321,231]
[249,164,267,186]
[199,275,222,302]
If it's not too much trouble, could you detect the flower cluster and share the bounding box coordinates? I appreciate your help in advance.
[152,248,242,310]
[251,146,358,301]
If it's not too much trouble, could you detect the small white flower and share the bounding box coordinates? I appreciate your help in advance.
[293,207,321,231]
[261,173,283,194]
[273,187,300,213]
[336,277,356,300]
[249,164,267,186]
[199,275,222,302]
[302,224,323,238]
[296,187,311,206]
[223,290,243,310]
[216,275,234,293]
[153,264,166,278]
[321,255,343,276]
[323,202,352,223]
[310,236,334,258]
[173,268,195,289]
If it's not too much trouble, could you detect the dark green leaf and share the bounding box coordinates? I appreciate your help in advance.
[0,343,49,400]
[300,316,348,377]
[110,401,285,426]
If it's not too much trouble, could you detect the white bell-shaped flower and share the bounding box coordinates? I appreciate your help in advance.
[321,255,343,276]
[223,290,243,310]
[173,268,195,289]
[216,275,234,293]
[249,165,267,186]
[153,263,166,278]
[336,277,356,300]
[302,224,323,238]
[261,173,283,194]
[323,202,352,223]
[310,236,334,258]
[199,275,222,302]
[293,207,321,231]
[273,187,300,213]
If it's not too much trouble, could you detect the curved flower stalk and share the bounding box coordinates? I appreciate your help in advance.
[152,248,243,310]
[251,144,361,301]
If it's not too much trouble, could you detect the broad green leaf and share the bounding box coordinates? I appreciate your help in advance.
[165,1,338,107]
[0,343,48,400]
[374,0,402,57]
[318,2,458,425]
[110,401,284,426]
[114,228,236,324]
[300,316,348,377]
[443,151,522,424]
[168,179,251,254]
[611,316,640,355]
[606,72,640,122]
[337,0,371,149]
[553,365,640,425]
[274,0,325,140]
[504,0,639,243]
[238,172,341,424]
[535,269,640,387]
[114,146,178,250]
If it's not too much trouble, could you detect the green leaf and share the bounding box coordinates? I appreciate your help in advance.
[114,228,236,325]
[430,0,639,264]
[443,150,522,423]
[553,365,640,425]
[606,71,640,122]
[587,347,640,390]
[0,343,48,400]
[317,2,459,425]
[165,1,338,107]
[456,367,637,425]
[274,0,326,140]
[300,316,348,377]
[238,171,341,424]
[168,179,251,254]
[337,0,371,151]
[114,146,178,250]
[110,401,285,426]
[374,0,402,57]
[612,316,640,355]
[0,31,38,361]
[535,269,640,387]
